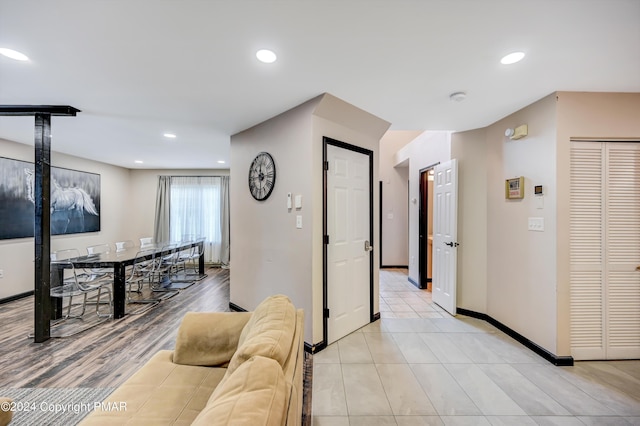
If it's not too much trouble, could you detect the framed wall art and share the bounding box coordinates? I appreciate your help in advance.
[0,157,101,240]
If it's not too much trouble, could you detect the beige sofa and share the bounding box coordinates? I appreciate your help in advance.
[0,397,12,426]
[81,294,304,425]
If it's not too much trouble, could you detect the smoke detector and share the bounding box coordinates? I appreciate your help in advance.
[449,91,467,102]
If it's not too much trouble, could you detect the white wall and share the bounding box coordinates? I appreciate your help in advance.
[394,131,451,286]
[379,131,421,267]
[0,137,133,299]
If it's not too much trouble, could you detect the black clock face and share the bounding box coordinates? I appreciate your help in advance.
[248,152,276,201]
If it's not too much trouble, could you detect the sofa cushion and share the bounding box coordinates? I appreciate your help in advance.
[192,356,289,426]
[173,312,252,366]
[80,350,227,425]
[224,295,296,380]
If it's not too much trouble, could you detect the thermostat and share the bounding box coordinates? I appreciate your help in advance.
[534,185,543,195]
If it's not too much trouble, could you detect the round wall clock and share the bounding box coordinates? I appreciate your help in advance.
[248,152,276,201]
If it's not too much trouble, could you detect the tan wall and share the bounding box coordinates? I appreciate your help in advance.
[486,93,559,353]
[231,94,389,346]
[451,128,488,313]
[379,131,421,267]
[0,138,133,299]
[555,91,640,356]
[230,98,318,344]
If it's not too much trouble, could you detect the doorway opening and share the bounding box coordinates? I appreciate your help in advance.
[418,166,436,290]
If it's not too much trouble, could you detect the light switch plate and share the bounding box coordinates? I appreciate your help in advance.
[296,215,302,229]
[295,195,302,209]
[528,217,544,231]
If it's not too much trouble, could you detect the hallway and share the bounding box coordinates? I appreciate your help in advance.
[312,269,640,426]
[379,269,447,319]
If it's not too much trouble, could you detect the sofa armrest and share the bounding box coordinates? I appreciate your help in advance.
[0,397,13,426]
[173,312,253,366]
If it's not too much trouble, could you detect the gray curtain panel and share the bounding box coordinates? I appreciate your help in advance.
[153,175,171,244]
[220,176,230,266]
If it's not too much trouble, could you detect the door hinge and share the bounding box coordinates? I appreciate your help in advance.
[323,235,329,244]
[324,308,330,318]
[324,161,329,171]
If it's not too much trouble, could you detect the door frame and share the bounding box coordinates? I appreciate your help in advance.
[322,136,374,347]
[379,180,383,267]
[418,162,439,289]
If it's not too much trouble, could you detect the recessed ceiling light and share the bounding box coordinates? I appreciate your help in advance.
[135,160,144,164]
[0,47,29,61]
[163,133,177,139]
[256,49,277,64]
[217,160,226,164]
[500,51,525,65]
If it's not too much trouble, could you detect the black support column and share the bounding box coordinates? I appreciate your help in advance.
[33,114,52,342]
[0,105,80,342]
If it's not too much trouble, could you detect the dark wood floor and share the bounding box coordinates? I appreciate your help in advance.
[0,267,230,388]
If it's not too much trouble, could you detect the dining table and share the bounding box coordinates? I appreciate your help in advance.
[52,240,205,320]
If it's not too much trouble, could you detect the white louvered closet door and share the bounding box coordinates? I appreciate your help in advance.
[570,142,640,360]
[570,142,604,360]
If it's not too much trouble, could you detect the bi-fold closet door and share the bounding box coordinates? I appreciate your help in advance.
[570,141,640,360]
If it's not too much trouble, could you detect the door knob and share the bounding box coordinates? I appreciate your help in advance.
[364,240,373,252]
[444,242,460,247]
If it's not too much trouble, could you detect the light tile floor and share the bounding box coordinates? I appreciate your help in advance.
[378,269,445,319]
[312,268,640,426]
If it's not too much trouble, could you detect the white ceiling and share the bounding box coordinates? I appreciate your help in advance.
[0,0,638,169]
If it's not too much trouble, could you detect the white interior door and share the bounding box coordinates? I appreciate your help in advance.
[327,144,371,344]
[432,159,458,316]
[570,142,640,360]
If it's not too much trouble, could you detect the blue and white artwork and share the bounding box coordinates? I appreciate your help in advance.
[0,157,101,239]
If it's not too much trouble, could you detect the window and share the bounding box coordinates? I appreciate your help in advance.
[169,176,224,263]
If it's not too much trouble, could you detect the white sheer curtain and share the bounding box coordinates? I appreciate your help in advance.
[169,176,225,263]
